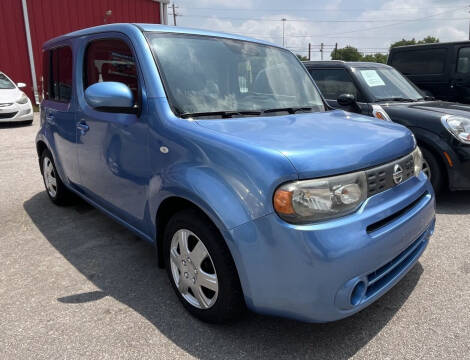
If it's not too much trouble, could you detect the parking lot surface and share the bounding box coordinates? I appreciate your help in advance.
[0,115,469,359]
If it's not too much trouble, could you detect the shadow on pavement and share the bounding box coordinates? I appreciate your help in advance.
[436,190,470,215]
[24,191,423,359]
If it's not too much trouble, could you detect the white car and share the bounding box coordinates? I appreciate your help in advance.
[0,72,33,124]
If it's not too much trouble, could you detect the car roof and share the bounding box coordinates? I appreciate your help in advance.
[43,23,277,49]
[390,40,470,50]
[303,60,392,69]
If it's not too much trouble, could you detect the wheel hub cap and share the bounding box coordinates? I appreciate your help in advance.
[170,229,218,309]
[43,156,57,197]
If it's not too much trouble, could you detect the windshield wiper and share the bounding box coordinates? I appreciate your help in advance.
[180,110,262,119]
[377,97,417,103]
[261,107,315,114]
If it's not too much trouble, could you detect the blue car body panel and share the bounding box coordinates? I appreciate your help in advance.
[36,23,436,322]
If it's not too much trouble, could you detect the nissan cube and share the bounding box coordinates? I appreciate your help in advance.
[36,24,435,323]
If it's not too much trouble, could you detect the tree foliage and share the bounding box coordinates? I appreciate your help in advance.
[330,36,439,64]
[390,36,439,49]
[296,54,309,61]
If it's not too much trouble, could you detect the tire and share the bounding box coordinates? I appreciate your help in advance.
[163,209,245,323]
[40,149,74,205]
[421,147,443,193]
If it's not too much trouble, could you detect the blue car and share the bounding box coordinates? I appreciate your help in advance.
[36,24,435,323]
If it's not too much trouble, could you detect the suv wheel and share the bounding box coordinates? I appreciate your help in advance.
[421,147,443,193]
[163,209,245,323]
[40,149,74,205]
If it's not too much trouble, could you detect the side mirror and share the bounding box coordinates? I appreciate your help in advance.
[337,93,361,113]
[17,82,26,89]
[84,82,135,113]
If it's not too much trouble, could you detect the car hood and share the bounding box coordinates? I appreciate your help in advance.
[385,100,470,118]
[196,110,414,179]
[0,88,21,103]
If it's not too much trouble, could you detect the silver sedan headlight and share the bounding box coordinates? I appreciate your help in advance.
[442,115,470,144]
[274,171,367,224]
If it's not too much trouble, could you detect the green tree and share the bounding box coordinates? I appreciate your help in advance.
[390,36,439,49]
[331,46,363,61]
[296,54,309,61]
[361,53,387,63]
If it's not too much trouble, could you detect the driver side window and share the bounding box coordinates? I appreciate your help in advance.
[84,38,139,106]
[309,68,363,102]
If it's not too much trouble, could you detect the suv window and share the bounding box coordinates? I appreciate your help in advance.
[308,68,362,101]
[84,39,138,105]
[391,48,447,75]
[457,47,470,74]
[43,46,73,102]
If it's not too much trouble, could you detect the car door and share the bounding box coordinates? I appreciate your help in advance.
[451,44,470,103]
[41,45,80,184]
[75,34,150,231]
[308,67,369,114]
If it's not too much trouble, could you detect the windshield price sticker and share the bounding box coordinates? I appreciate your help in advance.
[361,70,386,87]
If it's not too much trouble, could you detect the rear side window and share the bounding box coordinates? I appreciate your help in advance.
[43,46,73,102]
[84,39,138,104]
[457,47,470,74]
[391,48,447,75]
[309,68,363,101]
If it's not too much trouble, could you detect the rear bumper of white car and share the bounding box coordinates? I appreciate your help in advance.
[0,101,33,122]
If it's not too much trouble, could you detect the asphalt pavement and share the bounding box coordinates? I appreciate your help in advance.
[0,114,469,359]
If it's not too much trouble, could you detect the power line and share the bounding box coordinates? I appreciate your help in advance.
[178,5,467,12]
[177,14,468,23]
[315,6,467,37]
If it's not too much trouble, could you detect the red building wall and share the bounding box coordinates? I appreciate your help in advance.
[0,0,161,102]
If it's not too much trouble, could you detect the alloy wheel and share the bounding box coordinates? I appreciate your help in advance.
[422,158,432,180]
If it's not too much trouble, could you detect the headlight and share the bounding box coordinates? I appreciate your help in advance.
[16,93,29,105]
[412,146,423,177]
[442,115,470,144]
[273,171,367,224]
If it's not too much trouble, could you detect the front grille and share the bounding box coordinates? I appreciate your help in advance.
[367,192,428,233]
[365,233,427,299]
[0,112,17,119]
[366,153,414,197]
[0,103,13,108]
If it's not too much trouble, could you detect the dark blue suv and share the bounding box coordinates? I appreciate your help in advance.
[36,24,435,323]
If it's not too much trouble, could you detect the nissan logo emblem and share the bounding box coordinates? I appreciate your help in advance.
[393,164,404,184]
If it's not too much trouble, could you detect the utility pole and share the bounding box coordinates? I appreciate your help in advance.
[281,18,286,47]
[320,42,324,61]
[334,43,338,59]
[308,43,311,61]
[169,3,179,26]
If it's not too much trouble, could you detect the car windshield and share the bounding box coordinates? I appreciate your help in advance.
[0,73,15,89]
[146,33,325,117]
[353,67,423,102]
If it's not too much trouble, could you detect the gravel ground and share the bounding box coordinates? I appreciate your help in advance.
[0,114,469,359]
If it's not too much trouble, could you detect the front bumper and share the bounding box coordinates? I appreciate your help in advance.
[227,172,435,322]
[0,101,33,122]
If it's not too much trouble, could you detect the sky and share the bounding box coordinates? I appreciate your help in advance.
[171,0,470,60]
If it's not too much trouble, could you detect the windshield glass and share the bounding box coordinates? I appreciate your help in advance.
[354,67,423,101]
[0,73,15,89]
[147,33,325,116]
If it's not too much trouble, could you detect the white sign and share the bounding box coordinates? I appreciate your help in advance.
[360,70,385,87]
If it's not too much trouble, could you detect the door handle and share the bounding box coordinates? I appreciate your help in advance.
[77,121,89,134]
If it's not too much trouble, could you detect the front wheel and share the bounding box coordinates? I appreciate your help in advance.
[421,147,443,193]
[164,209,245,323]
